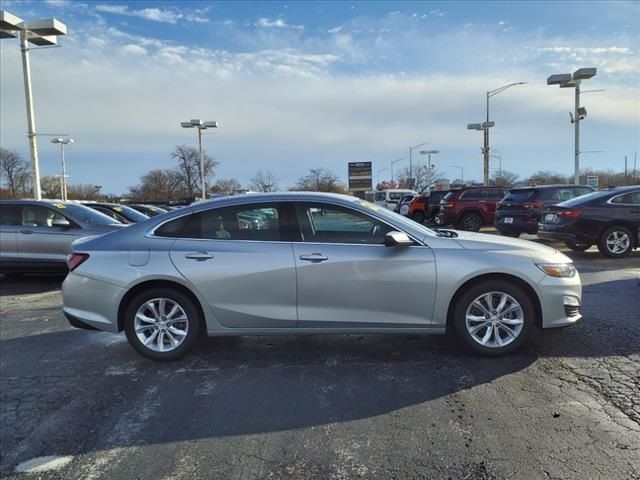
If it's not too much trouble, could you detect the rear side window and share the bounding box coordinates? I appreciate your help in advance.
[610,191,640,205]
[504,190,535,202]
[487,189,506,200]
[156,204,282,241]
[553,188,578,202]
[0,205,21,225]
[460,190,486,200]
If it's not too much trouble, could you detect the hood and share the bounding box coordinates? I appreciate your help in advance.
[452,230,566,259]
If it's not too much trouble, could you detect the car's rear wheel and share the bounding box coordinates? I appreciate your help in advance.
[412,211,425,223]
[598,226,634,258]
[124,288,203,361]
[564,240,591,252]
[452,280,534,356]
[459,212,482,231]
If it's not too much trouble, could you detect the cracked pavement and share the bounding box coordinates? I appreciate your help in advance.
[0,246,638,480]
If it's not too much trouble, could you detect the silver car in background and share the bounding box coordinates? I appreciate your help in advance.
[62,193,583,360]
[0,200,124,275]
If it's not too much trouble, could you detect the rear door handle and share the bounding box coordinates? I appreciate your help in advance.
[185,252,214,261]
[20,229,33,235]
[299,253,329,263]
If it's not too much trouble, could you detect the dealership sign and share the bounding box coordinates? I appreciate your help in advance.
[586,176,598,188]
[348,162,373,192]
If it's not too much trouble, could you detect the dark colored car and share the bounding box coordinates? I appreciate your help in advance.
[81,202,150,224]
[127,204,168,217]
[537,186,640,258]
[436,187,508,231]
[495,185,595,237]
[408,190,448,223]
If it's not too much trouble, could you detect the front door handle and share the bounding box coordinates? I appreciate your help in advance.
[20,229,33,235]
[185,252,214,261]
[299,253,329,263]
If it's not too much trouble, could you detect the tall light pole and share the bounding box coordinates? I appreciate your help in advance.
[547,68,597,185]
[419,150,439,192]
[467,81,526,186]
[408,142,429,187]
[376,167,390,185]
[1,11,68,200]
[451,165,464,184]
[51,137,73,200]
[180,119,218,201]
[390,156,406,183]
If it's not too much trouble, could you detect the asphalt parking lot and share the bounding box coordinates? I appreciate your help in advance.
[1,240,639,480]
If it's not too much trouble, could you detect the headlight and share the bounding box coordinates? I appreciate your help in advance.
[536,263,577,278]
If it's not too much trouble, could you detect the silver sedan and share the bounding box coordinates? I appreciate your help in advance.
[62,192,582,360]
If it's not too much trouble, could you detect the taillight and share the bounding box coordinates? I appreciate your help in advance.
[523,201,544,209]
[67,253,89,271]
[557,210,583,219]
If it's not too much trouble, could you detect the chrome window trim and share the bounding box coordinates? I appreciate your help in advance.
[606,190,640,206]
[145,199,427,247]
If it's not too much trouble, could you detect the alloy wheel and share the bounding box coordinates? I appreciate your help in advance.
[606,231,630,255]
[134,298,189,352]
[463,214,481,231]
[465,291,524,348]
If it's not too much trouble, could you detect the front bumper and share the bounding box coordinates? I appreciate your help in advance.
[537,272,583,329]
[62,272,124,333]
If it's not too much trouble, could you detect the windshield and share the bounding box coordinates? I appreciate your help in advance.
[60,203,120,226]
[352,198,437,236]
[113,205,150,222]
[558,189,611,207]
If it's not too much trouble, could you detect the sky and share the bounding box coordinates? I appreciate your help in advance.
[0,0,638,194]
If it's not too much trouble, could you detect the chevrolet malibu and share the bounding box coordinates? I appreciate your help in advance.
[62,193,582,361]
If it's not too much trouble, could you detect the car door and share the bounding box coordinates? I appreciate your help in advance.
[17,204,85,262]
[0,204,21,265]
[291,202,437,327]
[166,202,297,328]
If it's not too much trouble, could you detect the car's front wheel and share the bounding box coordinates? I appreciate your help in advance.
[459,212,482,231]
[124,288,203,361]
[452,280,534,356]
[412,211,425,223]
[598,226,634,258]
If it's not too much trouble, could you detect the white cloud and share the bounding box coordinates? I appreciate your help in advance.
[94,4,208,24]
[44,0,70,6]
[120,44,147,56]
[256,17,303,30]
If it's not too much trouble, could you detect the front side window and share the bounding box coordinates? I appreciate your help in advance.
[610,191,640,205]
[21,205,68,228]
[156,204,282,241]
[295,203,392,245]
[460,190,485,200]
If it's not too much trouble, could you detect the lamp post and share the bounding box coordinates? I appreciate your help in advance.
[51,137,73,200]
[547,68,597,185]
[180,119,218,201]
[419,149,439,192]
[467,81,526,186]
[408,142,429,187]
[1,11,68,200]
[451,165,464,184]
[376,167,390,185]
[390,156,406,183]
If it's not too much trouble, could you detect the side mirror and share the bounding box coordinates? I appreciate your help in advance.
[384,231,413,247]
[52,218,71,228]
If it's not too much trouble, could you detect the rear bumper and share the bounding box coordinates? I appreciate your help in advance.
[62,272,123,333]
[537,223,596,245]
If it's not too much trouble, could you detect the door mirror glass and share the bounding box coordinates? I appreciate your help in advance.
[384,231,412,247]
[51,218,71,228]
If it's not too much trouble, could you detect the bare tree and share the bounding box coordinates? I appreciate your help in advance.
[67,184,101,201]
[211,178,242,194]
[171,145,219,198]
[0,148,32,198]
[525,171,570,185]
[40,176,63,199]
[291,168,346,193]
[396,165,444,192]
[128,169,179,201]
[249,169,279,192]
[491,170,519,187]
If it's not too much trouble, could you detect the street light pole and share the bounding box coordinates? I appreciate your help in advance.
[452,165,464,184]
[547,68,597,185]
[51,137,73,200]
[181,119,219,201]
[2,10,68,200]
[409,142,428,186]
[390,157,406,183]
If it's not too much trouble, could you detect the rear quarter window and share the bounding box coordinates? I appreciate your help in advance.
[504,190,535,202]
[0,205,22,225]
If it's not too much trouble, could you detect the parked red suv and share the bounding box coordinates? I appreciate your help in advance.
[436,187,508,231]
[407,191,449,223]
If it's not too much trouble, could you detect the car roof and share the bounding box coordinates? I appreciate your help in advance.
[509,184,591,191]
[0,199,72,205]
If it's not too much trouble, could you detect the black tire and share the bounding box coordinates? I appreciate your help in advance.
[124,288,203,361]
[412,211,426,224]
[458,212,483,232]
[564,240,591,252]
[452,280,535,356]
[597,225,634,258]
